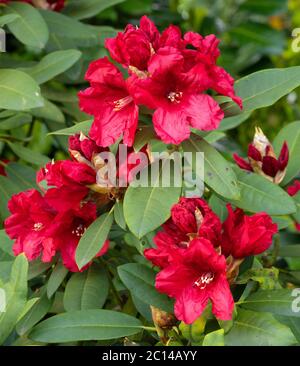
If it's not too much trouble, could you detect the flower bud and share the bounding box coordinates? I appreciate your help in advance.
[234,127,289,184]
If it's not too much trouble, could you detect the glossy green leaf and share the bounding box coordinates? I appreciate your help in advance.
[31,99,65,123]
[23,50,82,85]
[203,329,224,346]
[230,168,296,215]
[0,69,43,110]
[7,142,49,166]
[225,309,296,346]
[4,3,49,49]
[118,263,174,313]
[47,262,68,299]
[63,265,109,311]
[182,134,240,200]
[75,212,113,270]
[0,113,32,130]
[29,309,143,343]
[48,120,92,136]
[114,201,126,230]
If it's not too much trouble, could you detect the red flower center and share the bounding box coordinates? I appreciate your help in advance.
[72,224,86,237]
[33,222,44,232]
[113,96,133,111]
[194,271,215,289]
[167,91,183,104]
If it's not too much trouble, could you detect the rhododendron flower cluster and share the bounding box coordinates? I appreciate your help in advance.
[144,198,278,324]
[4,134,146,272]
[79,16,242,147]
[0,0,65,11]
[234,127,289,184]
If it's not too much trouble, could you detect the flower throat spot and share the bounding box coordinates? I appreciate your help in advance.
[167,91,183,104]
[194,272,214,289]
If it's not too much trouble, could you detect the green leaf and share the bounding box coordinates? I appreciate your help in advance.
[238,289,300,317]
[224,67,300,116]
[182,134,240,200]
[46,261,68,299]
[16,291,53,336]
[4,3,49,49]
[0,14,19,27]
[218,111,251,131]
[63,0,125,20]
[23,50,82,85]
[0,255,29,345]
[29,309,143,343]
[7,142,49,166]
[203,329,224,346]
[31,99,65,123]
[230,168,296,215]
[40,9,97,46]
[75,212,113,270]
[0,230,14,257]
[118,263,174,313]
[63,264,109,311]
[5,162,37,191]
[273,121,300,185]
[48,120,92,136]
[133,125,155,152]
[0,175,23,219]
[0,112,32,130]
[240,0,287,15]
[0,69,43,110]
[236,268,279,290]
[279,244,300,257]
[114,200,126,230]
[225,309,296,346]
[124,159,182,238]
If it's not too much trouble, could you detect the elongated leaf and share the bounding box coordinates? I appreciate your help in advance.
[5,162,37,191]
[4,3,49,49]
[0,69,43,110]
[118,263,174,313]
[225,309,296,346]
[0,255,29,345]
[23,50,82,85]
[230,168,296,215]
[239,289,300,317]
[0,230,14,257]
[182,134,240,200]
[7,142,49,166]
[218,112,251,131]
[48,120,92,136]
[29,309,143,343]
[47,262,68,299]
[0,175,23,219]
[224,66,300,116]
[16,291,53,336]
[0,113,32,130]
[31,99,65,123]
[75,212,113,270]
[273,121,300,185]
[114,200,126,230]
[124,159,182,238]
[40,10,97,46]
[63,265,108,311]
[63,0,125,20]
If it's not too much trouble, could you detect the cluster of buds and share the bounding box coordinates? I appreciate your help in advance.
[233,127,289,184]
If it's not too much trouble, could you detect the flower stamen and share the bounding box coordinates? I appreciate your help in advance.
[194,272,214,289]
[113,96,133,111]
[167,91,183,104]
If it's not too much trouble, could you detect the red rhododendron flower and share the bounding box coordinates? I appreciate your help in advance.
[78,57,138,147]
[69,133,103,164]
[144,197,222,268]
[37,160,96,190]
[4,189,56,262]
[105,15,160,72]
[129,47,225,144]
[46,201,109,272]
[155,238,234,324]
[233,127,289,184]
[0,0,65,11]
[221,204,278,259]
